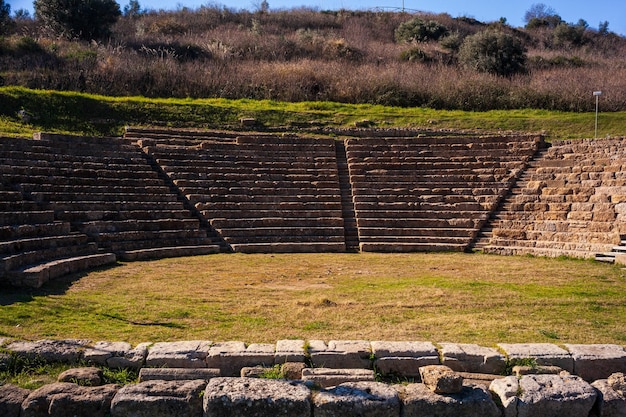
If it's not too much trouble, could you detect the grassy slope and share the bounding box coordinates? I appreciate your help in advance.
[1,86,625,139]
[0,253,624,346]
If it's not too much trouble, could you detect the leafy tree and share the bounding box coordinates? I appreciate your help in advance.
[0,0,11,35]
[459,30,527,77]
[524,3,562,29]
[524,3,557,23]
[395,17,448,43]
[599,21,610,35]
[123,0,143,18]
[34,0,121,40]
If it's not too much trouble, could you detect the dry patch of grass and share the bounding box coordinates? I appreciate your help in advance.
[0,253,624,346]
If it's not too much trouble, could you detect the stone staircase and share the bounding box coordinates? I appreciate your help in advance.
[481,138,626,258]
[595,235,626,263]
[334,140,360,252]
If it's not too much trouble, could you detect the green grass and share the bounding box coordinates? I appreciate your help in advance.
[1,86,625,140]
[0,253,624,346]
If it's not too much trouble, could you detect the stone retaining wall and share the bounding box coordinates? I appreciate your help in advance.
[1,338,625,417]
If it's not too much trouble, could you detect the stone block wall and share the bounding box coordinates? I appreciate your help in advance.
[1,338,625,417]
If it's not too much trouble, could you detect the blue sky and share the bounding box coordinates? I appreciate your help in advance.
[6,0,626,35]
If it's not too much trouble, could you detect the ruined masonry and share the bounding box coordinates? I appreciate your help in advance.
[1,338,625,417]
[2,129,625,288]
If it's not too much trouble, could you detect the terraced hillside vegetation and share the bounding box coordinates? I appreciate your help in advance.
[1,6,626,111]
[2,128,626,289]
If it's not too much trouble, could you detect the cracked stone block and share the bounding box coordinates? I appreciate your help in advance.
[592,378,626,417]
[145,340,211,368]
[0,384,31,417]
[313,381,400,417]
[206,341,275,376]
[302,368,375,388]
[21,382,118,417]
[7,339,90,363]
[276,339,306,363]
[564,344,626,382]
[371,341,440,378]
[83,342,132,366]
[498,343,574,373]
[439,343,505,374]
[490,374,597,417]
[310,340,371,369]
[111,380,204,417]
[402,383,500,417]
[138,368,220,382]
[204,377,312,417]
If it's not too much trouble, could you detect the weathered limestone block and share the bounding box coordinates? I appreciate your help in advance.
[204,377,312,417]
[283,362,307,380]
[109,342,150,369]
[110,379,205,417]
[609,373,626,395]
[240,366,269,378]
[84,341,149,369]
[512,365,564,376]
[83,342,132,366]
[57,367,103,386]
[206,341,275,377]
[313,381,400,417]
[371,341,439,378]
[490,374,597,417]
[498,343,574,373]
[310,340,371,369]
[0,384,30,417]
[302,368,375,388]
[21,382,118,417]
[592,378,626,417]
[275,339,306,363]
[138,367,220,382]
[401,382,500,417]
[419,365,463,394]
[7,339,90,363]
[439,343,506,374]
[564,344,626,382]
[145,340,211,368]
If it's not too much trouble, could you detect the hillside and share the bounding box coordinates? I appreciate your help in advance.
[1,6,626,112]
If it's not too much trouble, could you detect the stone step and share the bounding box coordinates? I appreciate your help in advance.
[231,242,346,253]
[6,253,117,288]
[201,210,343,219]
[119,245,221,261]
[174,179,340,189]
[189,193,340,203]
[360,242,468,252]
[78,218,201,234]
[211,217,344,228]
[55,209,196,222]
[357,217,482,229]
[194,201,342,211]
[0,222,71,240]
[354,210,488,220]
[0,211,56,226]
[1,242,98,273]
[224,235,346,244]
[30,192,180,203]
[0,234,90,255]
[359,236,471,245]
[358,227,476,238]
[182,186,341,197]
[219,227,346,238]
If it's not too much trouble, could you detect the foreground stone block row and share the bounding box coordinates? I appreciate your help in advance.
[2,339,626,383]
[5,373,625,417]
